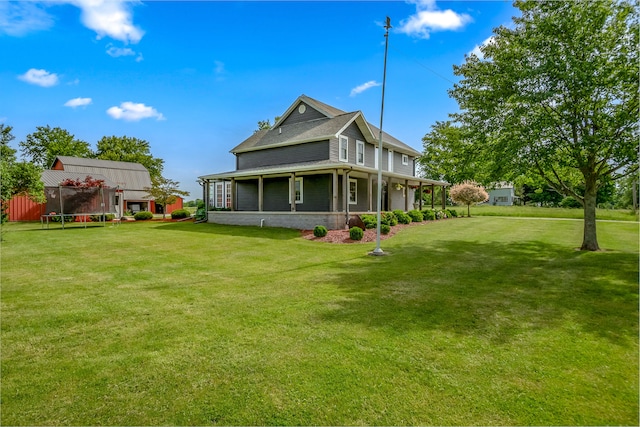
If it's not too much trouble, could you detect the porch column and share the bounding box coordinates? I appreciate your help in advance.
[419,183,423,210]
[388,180,392,211]
[258,176,263,212]
[230,178,235,211]
[441,185,447,210]
[368,174,374,212]
[332,170,339,212]
[290,173,296,212]
[431,184,435,209]
[405,179,410,211]
[344,171,350,223]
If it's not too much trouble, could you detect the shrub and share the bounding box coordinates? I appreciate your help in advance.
[360,214,377,229]
[435,209,447,220]
[90,214,115,222]
[313,225,328,237]
[393,210,411,224]
[380,224,391,234]
[381,211,398,226]
[171,209,191,219]
[422,209,436,221]
[134,211,154,220]
[349,226,364,240]
[560,196,582,209]
[408,209,424,222]
[446,208,458,218]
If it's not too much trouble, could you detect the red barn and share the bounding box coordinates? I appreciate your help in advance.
[8,156,183,221]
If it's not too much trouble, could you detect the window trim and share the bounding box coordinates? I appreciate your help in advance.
[356,140,365,165]
[339,135,349,162]
[215,181,224,208]
[402,154,409,165]
[388,150,394,172]
[348,178,357,205]
[289,177,303,204]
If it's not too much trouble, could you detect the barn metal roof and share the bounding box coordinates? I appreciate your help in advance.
[52,156,153,192]
[41,170,118,188]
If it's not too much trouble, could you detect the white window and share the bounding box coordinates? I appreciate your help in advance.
[402,154,409,165]
[388,150,394,172]
[225,182,232,208]
[339,136,348,162]
[356,140,365,165]
[374,147,379,169]
[215,182,224,208]
[289,177,303,204]
[349,179,357,204]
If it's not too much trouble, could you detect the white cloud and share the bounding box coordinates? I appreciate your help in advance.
[469,36,495,59]
[69,0,144,44]
[18,68,59,87]
[0,2,54,36]
[64,97,93,108]
[350,80,381,97]
[107,102,165,121]
[398,0,472,39]
[106,45,136,57]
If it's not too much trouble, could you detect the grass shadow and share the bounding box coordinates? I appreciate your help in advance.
[155,221,301,241]
[320,239,639,346]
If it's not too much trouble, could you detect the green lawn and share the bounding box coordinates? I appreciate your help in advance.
[1,218,638,425]
[465,203,639,221]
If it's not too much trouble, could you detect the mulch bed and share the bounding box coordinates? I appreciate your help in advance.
[301,222,425,244]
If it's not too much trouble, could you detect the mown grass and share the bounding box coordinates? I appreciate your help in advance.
[464,203,639,221]
[1,218,638,425]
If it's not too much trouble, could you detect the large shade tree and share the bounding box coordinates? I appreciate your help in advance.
[19,125,93,168]
[450,0,638,251]
[95,136,164,181]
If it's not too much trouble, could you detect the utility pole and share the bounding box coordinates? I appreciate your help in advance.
[372,16,391,256]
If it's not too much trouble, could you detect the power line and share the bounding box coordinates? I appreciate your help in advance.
[389,44,458,85]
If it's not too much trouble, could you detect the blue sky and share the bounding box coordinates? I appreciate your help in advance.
[1,0,517,198]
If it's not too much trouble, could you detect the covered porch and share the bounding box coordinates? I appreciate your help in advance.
[198,163,448,230]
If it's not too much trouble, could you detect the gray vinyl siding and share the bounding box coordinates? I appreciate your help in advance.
[263,178,290,211]
[236,180,258,211]
[297,175,331,212]
[393,152,414,176]
[280,102,326,126]
[336,176,368,211]
[237,140,330,170]
[331,121,375,167]
[249,175,332,212]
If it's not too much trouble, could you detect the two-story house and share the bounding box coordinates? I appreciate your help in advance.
[198,95,448,229]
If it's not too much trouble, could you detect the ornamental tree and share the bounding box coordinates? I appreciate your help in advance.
[449,181,489,217]
[144,176,190,219]
[449,0,639,250]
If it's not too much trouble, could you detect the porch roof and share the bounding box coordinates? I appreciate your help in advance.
[198,160,448,187]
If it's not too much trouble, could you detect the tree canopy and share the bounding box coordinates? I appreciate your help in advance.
[19,125,93,169]
[144,176,189,219]
[1,125,44,223]
[95,136,164,180]
[448,0,638,250]
[449,181,489,217]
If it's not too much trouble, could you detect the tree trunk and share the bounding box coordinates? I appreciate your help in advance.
[467,203,471,217]
[580,177,600,251]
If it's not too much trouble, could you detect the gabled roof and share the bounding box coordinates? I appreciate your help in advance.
[52,156,148,171]
[41,170,117,188]
[51,156,152,192]
[233,95,422,157]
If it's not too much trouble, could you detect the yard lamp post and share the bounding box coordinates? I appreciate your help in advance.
[372,16,391,256]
